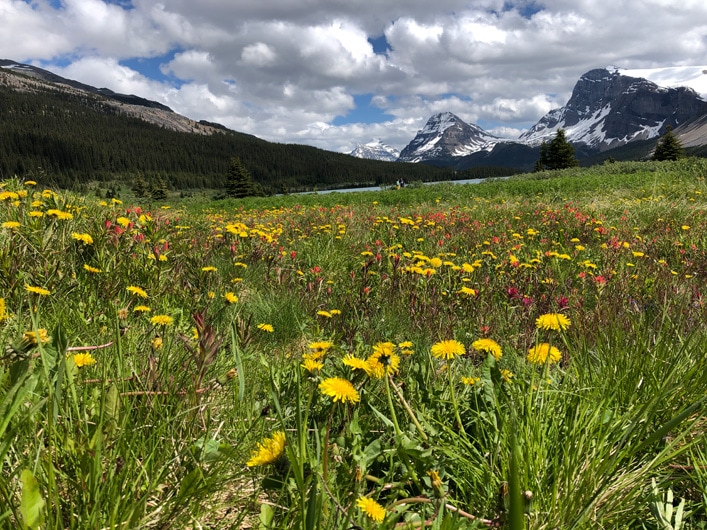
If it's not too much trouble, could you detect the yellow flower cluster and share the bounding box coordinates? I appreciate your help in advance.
[319,377,359,404]
[246,431,286,467]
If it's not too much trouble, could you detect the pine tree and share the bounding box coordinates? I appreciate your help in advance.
[653,125,685,161]
[131,173,149,198]
[225,157,256,198]
[149,177,168,201]
[535,129,579,171]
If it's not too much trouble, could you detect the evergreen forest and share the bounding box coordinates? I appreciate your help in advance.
[0,83,515,194]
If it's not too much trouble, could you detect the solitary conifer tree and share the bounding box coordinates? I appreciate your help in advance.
[226,157,256,198]
[535,129,579,171]
[652,125,685,161]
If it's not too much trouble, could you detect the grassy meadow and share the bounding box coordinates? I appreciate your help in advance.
[1,159,707,529]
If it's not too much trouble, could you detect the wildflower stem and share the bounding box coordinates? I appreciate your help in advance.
[390,496,500,526]
[384,374,402,437]
[447,364,464,433]
[388,376,428,442]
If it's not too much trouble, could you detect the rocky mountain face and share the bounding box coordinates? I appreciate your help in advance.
[0,59,227,135]
[349,140,400,162]
[397,112,501,164]
[520,68,707,151]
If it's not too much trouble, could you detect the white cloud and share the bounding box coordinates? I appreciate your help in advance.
[2,0,707,153]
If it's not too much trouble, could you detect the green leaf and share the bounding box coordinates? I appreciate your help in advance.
[104,383,120,425]
[367,402,395,429]
[507,430,524,530]
[259,503,274,529]
[231,327,246,402]
[20,469,45,530]
[177,467,204,500]
[480,354,498,409]
[305,475,320,530]
[51,321,68,357]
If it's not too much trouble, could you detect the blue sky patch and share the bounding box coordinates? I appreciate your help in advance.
[333,94,395,125]
[368,35,392,56]
[121,52,184,87]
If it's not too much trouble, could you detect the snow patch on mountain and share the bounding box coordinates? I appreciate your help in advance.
[520,68,707,151]
[398,112,501,163]
[349,140,400,162]
[615,66,707,98]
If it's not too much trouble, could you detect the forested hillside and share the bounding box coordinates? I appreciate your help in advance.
[0,82,512,193]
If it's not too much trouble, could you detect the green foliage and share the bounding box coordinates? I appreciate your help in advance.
[1,160,707,528]
[653,125,685,161]
[225,157,257,199]
[535,129,580,171]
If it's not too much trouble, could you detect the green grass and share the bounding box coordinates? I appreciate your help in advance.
[1,159,707,529]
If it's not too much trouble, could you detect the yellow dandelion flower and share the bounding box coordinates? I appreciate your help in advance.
[527,343,562,365]
[126,286,148,298]
[83,264,102,273]
[23,329,50,345]
[329,309,341,315]
[342,354,371,373]
[462,376,480,385]
[367,342,400,378]
[317,310,332,318]
[116,217,131,228]
[308,340,333,354]
[398,340,414,355]
[0,297,6,322]
[246,431,286,467]
[150,314,174,326]
[29,211,44,217]
[25,284,51,296]
[133,305,151,312]
[319,377,360,404]
[500,369,514,383]
[201,266,218,272]
[301,358,324,372]
[535,313,571,331]
[71,232,94,245]
[356,497,386,523]
[151,336,163,351]
[46,209,73,220]
[224,292,239,304]
[2,221,20,229]
[431,340,465,360]
[72,352,97,367]
[458,286,478,296]
[24,180,37,186]
[471,338,502,360]
[257,323,274,333]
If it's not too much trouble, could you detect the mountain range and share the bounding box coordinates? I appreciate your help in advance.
[352,66,707,169]
[2,58,707,185]
[0,58,458,192]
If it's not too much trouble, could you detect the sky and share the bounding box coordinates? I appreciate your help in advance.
[2,0,707,154]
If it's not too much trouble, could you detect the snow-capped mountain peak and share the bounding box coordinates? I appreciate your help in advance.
[519,67,707,151]
[398,112,501,163]
[349,140,400,162]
